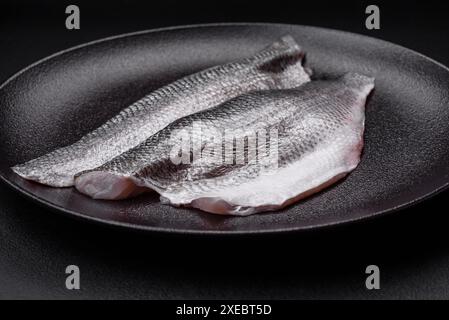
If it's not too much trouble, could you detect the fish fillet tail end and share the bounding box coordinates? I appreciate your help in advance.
[256,35,311,86]
[11,164,74,187]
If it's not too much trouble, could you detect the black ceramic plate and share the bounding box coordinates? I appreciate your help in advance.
[1,23,448,235]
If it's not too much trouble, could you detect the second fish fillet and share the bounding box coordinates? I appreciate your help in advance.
[12,36,310,187]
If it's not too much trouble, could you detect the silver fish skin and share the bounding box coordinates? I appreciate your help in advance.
[75,73,375,215]
[12,35,310,187]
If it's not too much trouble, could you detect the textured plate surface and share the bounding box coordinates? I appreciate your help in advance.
[0,23,448,234]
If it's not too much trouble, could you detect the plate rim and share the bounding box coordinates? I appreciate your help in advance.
[1,22,449,235]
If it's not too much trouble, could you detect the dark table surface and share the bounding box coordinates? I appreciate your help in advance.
[0,0,448,299]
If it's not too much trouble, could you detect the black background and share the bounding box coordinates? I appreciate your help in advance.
[0,0,448,299]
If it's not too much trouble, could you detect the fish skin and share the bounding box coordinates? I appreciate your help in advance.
[12,36,310,187]
[75,73,375,215]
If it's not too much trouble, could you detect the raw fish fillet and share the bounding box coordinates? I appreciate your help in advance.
[75,73,374,215]
[12,36,310,187]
